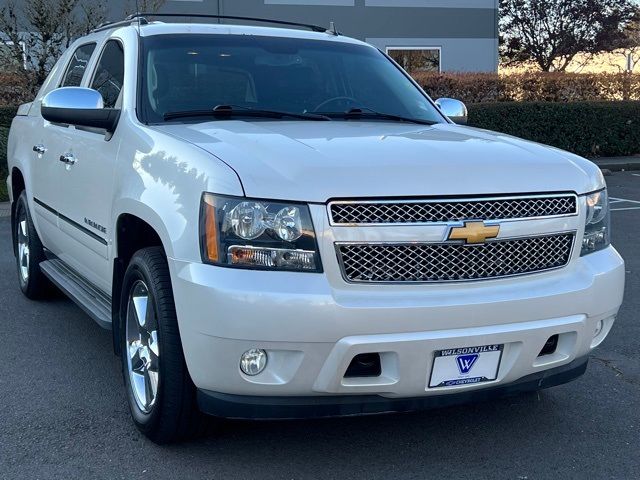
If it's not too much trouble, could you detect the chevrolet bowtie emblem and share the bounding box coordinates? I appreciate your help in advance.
[448,221,500,244]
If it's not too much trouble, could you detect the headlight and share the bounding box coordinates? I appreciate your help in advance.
[581,188,610,256]
[200,193,321,272]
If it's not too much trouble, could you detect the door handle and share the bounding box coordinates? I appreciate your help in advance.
[33,144,47,154]
[59,153,77,166]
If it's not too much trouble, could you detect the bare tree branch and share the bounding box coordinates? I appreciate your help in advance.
[500,0,636,71]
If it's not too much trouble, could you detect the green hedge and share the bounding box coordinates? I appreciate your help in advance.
[1,126,8,201]
[0,106,17,128]
[468,101,640,158]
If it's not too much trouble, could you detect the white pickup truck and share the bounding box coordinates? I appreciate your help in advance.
[6,16,625,444]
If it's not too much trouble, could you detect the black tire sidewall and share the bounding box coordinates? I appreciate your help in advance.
[15,192,46,295]
[120,256,163,430]
[14,196,28,291]
[118,247,199,443]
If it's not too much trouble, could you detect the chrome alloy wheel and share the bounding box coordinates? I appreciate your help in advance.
[126,280,160,414]
[17,211,30,284]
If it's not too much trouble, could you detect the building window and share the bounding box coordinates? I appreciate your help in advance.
[386,47,441,73]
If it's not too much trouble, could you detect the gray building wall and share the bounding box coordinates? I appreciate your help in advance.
[1,0,499,72]
[153,0,499,72]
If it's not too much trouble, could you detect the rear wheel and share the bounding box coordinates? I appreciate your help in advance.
[14,191,52,299]
[120,247,206,444]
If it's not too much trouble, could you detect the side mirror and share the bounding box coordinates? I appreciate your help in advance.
[435,98,468,125]
[42,87,120,133]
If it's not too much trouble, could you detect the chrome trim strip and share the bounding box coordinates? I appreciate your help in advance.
[33,197,108,246]
[334,231,577,285]
[327,193,579,227]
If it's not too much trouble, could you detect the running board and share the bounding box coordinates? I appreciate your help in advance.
[40,259,112,330]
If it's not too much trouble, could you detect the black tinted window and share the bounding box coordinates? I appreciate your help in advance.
[91,40,124,108]
[60,43,96,87]
[141,34,443,124]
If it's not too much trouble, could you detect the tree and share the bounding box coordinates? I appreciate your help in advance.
[500,0,637,72]
[0,0,166,91]
[614,9,640,72]
[125,0,167,16]
[0,0,106,87]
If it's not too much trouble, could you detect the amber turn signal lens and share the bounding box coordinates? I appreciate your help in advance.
[204,201,219,262]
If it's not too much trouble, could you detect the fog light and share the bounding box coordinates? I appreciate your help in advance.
[594,319,604,338]
[590,315,616,348]
[240,349,268,376]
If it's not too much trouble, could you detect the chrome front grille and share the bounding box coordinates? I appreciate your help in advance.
[337,233,575,283]
[329,194,577,225]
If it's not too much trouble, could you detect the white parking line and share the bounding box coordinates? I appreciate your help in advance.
[610,197,640,204]
[612,207,640,211]
[609,197,640,212]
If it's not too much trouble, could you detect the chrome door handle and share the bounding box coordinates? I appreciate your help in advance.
[59,153,77,166]
[33,144,47,154]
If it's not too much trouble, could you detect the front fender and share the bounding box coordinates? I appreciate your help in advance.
[111,118,245,263]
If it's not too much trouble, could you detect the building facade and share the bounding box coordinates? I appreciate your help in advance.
[116,0,499,72]
[0,0,499,72]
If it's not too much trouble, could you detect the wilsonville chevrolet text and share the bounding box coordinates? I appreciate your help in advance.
[5,15,625,443]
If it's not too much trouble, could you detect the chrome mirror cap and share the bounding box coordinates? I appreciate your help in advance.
[41,87,119,133]
[42,87,104,110]
[435,98,468,125]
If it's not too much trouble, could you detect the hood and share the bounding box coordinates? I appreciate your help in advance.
[155,121,603,202]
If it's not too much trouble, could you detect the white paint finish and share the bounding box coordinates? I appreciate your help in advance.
[369,37,498,72]
[265,0,354,5]
[366,0,497,8]
[137,22,365,44]
[169,247,624,394]
[7,24,627,403]
[157,120,604,203]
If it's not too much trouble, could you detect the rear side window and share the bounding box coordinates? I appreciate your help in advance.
[60,43,96,87]
[91,40,125,109]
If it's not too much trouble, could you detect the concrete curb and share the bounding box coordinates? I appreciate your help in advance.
[592,156,640,172]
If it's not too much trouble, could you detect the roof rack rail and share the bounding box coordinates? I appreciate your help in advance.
[122,12,330,33]
[91,17,149,33]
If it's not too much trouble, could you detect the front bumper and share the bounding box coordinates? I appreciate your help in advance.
[197,357,589,420]
[169,245,624,408]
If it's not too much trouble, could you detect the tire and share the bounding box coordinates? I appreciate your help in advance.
[119,247,206,444]
[14,191,53,299]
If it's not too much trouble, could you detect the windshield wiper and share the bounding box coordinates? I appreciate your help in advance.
[163,105,331,122]
[317,107,437,126]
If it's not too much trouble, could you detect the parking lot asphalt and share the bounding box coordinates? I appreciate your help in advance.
[0,172,638,480]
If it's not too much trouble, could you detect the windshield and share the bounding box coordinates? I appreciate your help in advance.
[140,34,445,124]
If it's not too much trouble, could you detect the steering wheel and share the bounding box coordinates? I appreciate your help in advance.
[313,96,360,112]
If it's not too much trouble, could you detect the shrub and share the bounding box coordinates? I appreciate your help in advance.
[0,106,18,128]
[0,72,37,107]
[414,72,640,104]
[468,101,640,158]
[1,126,8,201]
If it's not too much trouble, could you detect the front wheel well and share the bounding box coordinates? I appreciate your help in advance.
[112,214,165,355]
[115,214,164,266]
[11,167,25,201]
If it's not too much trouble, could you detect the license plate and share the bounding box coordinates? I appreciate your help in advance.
[429,344,503,388]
